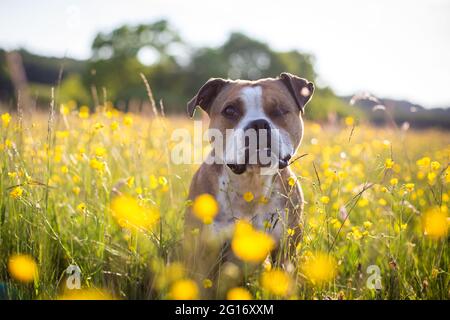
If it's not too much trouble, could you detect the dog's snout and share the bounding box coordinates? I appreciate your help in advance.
[242,119,272,166]
[245,119,271,132]
[244,119,271,149]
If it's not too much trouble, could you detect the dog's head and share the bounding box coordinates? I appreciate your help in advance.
[187,73,314,175]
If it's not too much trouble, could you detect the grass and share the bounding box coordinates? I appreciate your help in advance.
[0,104,449,300]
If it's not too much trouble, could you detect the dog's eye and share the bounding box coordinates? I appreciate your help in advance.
[222,105,240,119]
[269,107,289,117]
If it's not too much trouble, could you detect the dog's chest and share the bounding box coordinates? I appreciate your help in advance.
[213,171,287,239]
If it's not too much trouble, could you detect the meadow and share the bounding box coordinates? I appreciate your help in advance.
[0,101,449,300]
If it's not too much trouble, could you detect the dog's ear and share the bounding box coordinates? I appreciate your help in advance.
[187,78,229,118]
[279,72,314,113]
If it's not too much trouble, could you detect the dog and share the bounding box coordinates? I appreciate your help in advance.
[184,72,314,293]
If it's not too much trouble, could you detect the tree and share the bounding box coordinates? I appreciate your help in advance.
[185,33,316,101]
[84,19,187,110]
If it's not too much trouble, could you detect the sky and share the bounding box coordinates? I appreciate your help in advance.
[0,0,449,108]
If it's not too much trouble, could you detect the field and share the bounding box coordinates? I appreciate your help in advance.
[0,103,449,300]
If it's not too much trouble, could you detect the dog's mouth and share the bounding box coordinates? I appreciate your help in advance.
[227,152,291,175]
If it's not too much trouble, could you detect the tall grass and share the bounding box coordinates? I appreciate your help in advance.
[0,104,448,299]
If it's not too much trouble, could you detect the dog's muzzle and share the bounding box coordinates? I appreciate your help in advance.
[226,119,291,175]
[227,154,291,174]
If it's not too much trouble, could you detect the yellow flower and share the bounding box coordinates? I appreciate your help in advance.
[10,186,23,199]
[261,269,291,296]
[56,130,70,139]
[203,279,213,289]
[351,228,363,240]
[243,191,254,202]
[76,202,87,213]
[192,194,219,224]
[358,198,369,208]
[89,158,105,172]
[344,116,354,126]
[59,288,113,300]
[423,207,448,239]
[110,121,119,131]
[8,172,17,179]
[124,115,133,126]
[5,139,12,148]
[227,287,252,300]
[330,218,341,229]
[443,193,449,203]
[72,186,81,195]
[416,157,431,167]
[126,176,135,188]
[8,254,38,283]
[320,196,330,204]
[94,146,107,158]
[231,220,275,263]
[302,252,337,284]
[287,228,295,236]
[288,176,296,187]
[431,161,441,171]
[363,221,373,229]
[427,172,437,183]
[78,147,86,155]
[1,112,12,127]
[404,183,415,192]
[169,279,199,300]
[385,158,394,169]
[390,178,398,186]
[110,195,159,231]
[79,106,90,119]
[135,187,143,195]
[158,176,168,186]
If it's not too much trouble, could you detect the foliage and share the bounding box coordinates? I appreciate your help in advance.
[1,20,360,120]
[59,74,90,105]
[307,87,363,120]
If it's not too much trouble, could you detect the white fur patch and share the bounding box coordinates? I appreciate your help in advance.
[213,167,288,239]
[240,86,265,123]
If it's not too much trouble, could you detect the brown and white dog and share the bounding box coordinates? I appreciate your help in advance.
[184,73,314,280]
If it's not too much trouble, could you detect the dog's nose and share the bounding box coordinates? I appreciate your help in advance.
[244,119,271,132]
[244,119,271,150]
[243,119,272,167]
